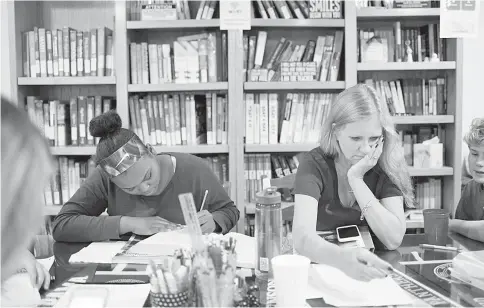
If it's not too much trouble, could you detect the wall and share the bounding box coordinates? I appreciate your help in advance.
[462,6,484,157]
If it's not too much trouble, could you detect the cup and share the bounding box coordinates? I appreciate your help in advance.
[423,209,450,246]
[271,254,310,307]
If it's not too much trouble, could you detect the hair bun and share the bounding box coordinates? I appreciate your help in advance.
[89,110,122,138]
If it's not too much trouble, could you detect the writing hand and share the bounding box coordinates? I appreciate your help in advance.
[197,210,216,234]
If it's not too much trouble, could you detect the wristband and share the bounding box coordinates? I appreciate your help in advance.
[360,199,377,220]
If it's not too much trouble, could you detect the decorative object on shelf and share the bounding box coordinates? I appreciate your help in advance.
[360,36,388,63]
[405,40,413,63]
[280,62,317,82]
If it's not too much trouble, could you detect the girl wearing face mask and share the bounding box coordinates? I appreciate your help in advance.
[292,84,414,281]
[52,111,239,242]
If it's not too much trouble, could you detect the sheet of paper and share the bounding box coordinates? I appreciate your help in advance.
[37,256,55,270]
[307,264,413,306]
[69,242,126,264]
[225,232,256,269]
[54,284,150,308]
[127,229,192,255]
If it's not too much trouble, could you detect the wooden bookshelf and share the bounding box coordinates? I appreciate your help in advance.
[127,19,220,29]
[357,61,456,71]
[244,81,345,91]
[18,76,116,85]
[4,1,463,231]
[127,82,229,93]
[251,18,345,28]
[357,8,440,18]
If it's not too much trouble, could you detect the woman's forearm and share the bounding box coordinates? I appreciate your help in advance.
[349,177,405,250]
[294,231,348,268]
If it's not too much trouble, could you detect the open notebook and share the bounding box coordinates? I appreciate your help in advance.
[112,229,256,269]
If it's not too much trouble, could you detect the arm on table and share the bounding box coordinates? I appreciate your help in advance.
[349,177,406,250]
[52,168,122,242]
[450,219,484,242]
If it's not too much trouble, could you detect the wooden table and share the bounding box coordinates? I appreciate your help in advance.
[43,232,484,307]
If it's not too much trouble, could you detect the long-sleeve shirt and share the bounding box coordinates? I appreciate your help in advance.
[52,152,239,242]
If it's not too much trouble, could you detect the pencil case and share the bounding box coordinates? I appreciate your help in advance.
[150,290,189,307]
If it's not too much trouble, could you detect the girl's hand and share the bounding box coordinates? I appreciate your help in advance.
[340,248,393,282]
[348,137,384,180]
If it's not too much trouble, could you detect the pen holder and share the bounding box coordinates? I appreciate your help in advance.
[150,290,189,307]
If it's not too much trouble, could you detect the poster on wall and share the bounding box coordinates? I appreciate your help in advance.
[440,0,480,38]
[220,0,251,30]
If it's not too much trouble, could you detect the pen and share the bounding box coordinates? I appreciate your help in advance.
[419,244,461,252]
[200,190,208,211]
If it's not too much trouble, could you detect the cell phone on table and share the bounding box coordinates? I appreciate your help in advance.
[67,287,109,308]
[336,225,362,243]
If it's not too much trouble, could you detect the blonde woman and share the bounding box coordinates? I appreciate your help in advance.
[1,98,55,306]
[293,84,414,281]
[450,118,484,242]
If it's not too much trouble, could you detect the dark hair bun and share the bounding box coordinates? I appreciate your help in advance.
[89,110,122,138]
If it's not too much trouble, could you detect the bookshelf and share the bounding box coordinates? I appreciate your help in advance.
[3,1,463,236]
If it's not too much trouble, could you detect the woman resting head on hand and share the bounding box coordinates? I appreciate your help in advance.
[292,84,414,281]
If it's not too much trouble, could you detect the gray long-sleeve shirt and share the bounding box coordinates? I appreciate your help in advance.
[52,152,239,242]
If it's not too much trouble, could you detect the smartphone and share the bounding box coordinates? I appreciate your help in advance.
[67,287,109,308]
[336,225,362,243]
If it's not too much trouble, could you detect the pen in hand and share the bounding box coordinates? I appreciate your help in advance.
[200,190,208,211]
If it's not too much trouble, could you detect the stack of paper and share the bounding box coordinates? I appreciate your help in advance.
[69,242,126,264]
[307,264,413,306]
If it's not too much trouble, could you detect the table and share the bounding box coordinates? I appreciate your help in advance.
[44,232,484,307]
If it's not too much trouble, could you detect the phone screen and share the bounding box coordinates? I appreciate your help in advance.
[338,226,359,239]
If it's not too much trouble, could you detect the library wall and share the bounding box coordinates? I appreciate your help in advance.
[461,7,484,157]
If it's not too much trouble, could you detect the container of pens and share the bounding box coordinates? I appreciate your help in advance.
[149,250,191,308]
[190,234,237,307]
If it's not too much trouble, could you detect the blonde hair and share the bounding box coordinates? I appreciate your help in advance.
[464,118,484,147]
[319,84,415,208]
[1,98,54,282]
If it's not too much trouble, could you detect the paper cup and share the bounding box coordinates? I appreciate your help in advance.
[271,254,310,307]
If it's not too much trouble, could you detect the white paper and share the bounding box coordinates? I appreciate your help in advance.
[440,0,480,38]
[307,264,413,306]
[225,232,256,269]
[37,256,55,271]
[69,242,126,264]
[220,0,251,30]
[54,284,150,308]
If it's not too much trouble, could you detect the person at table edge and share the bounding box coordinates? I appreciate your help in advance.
[292,84,413,281]
[450,118,484,242]
[52,111,239,242]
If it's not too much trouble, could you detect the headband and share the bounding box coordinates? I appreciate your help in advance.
[98,135,149,177]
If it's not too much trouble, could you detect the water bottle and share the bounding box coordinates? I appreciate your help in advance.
[255,187,282,280]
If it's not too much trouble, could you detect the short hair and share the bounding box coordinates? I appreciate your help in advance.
[1,97,54,282]
[464,118,484,147]
[319,84,415,208]
[89,110,135,165]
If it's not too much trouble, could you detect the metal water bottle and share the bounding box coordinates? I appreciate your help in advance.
[255,187,282,279]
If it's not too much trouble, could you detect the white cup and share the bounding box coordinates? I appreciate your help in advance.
[271,254,311,307]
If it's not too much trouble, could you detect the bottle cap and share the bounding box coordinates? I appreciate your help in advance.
[255,187,281,205]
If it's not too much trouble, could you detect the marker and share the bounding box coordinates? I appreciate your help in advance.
[419,244,461,252]
[200,190,208,211]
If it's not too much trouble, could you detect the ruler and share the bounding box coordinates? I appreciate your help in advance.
[178,192,205,252]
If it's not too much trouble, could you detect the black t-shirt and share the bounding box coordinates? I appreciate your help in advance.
[455,181,484,220]
[294,147,403,231]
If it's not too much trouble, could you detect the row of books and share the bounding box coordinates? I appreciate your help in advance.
[244,153,299,204]
[356,0,440,8]
[359,23,446,63]
[414,178,442,211]
[22,27,114,78]
[363,77,447,116]
[129,93,228,146]
[45,154,229,206]
[243,31,344,82]
[245,93,336,145]
[128,0,218,21]
[25,96,115,147]
[251,0,343,19]
[130,32,227,84]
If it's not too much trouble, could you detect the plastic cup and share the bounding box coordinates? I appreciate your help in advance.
[271,254,310,307]
[423,209,450,246]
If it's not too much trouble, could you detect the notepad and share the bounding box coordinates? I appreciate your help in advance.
[307,264,413,306]
[69,242,126,264]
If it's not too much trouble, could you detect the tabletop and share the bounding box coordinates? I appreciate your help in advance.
[43,232,484,307]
